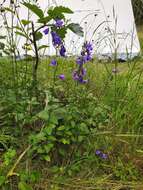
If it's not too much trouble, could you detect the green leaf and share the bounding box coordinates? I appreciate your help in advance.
[48,9,65,20]
[48,6,73,20]
[18,182,32,190]
[44,143,54,153]
[38,45,49,51]
[37,110,49,120]
[21,19,31,26]
[38,16,52,24]
[68,23,84,37]
[15,31,27,38]
[58,125,65,131]
[53,6,73,14]
[61,138,70,145]
[14,26,23,31]
[44,126,53,135]
[43,155,51,162]
[0,176,6,187]
[55,27,67,39]
[22,2,44,18]
[35,32,43,41]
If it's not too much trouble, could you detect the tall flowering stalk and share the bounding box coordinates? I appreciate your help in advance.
[44,19,66,87]
[73,41,93,84]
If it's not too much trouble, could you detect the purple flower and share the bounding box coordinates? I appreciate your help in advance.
[101,153,108,160]
[72,69,88,84]
[81,68,87,76]
[58,74,65,80]
[96,150,101,155]
[72,70,79,81]
[73,41,93,84]
[43,28,49,35]
[76,57,83,65]
[80,79,88,84]
[55,19,64,27]
[95,150,108,160]
[83,55,89,63]
[50,59,57,66]
[86,54,92,61]
[77,75,88,84]
[84,42,93,52]
[60,45,66,57]
[51,31,62,46]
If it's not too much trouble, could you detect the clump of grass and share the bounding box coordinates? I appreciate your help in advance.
[1,56,143,189]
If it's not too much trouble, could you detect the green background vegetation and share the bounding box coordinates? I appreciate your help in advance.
[0,1,143,190]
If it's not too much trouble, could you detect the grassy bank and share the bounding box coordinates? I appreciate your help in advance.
[0,53,143,189]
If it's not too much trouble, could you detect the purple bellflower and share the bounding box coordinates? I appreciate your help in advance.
[55,19,64,28]
[43,28,49,35]
[60,45,66,57]
[96,150,101,155]
[58,74,65,80]
[95,150,108,160]
[51,31,62,47]
[101,153,108,160]
[50,59,57,66]
[72,68,88,84]
[73,41,93,84]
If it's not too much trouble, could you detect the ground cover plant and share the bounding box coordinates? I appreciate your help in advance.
[0,1,143,190]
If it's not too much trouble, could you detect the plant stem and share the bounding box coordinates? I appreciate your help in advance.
[31,22,39,95]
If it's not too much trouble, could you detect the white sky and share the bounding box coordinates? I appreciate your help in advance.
[0,0,140,58]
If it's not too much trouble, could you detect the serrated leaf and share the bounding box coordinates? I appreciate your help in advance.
[48,9,65,20]
[48,6,73,20]
[68,23,84,37]
[21,19,31,26]
[22,2,44,18]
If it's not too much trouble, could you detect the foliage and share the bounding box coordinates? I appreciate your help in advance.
[0,0,143,189]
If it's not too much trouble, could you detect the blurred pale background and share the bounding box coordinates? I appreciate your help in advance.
[0,0,140,59]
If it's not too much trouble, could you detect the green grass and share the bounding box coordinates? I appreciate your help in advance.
[1,41,143,189]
